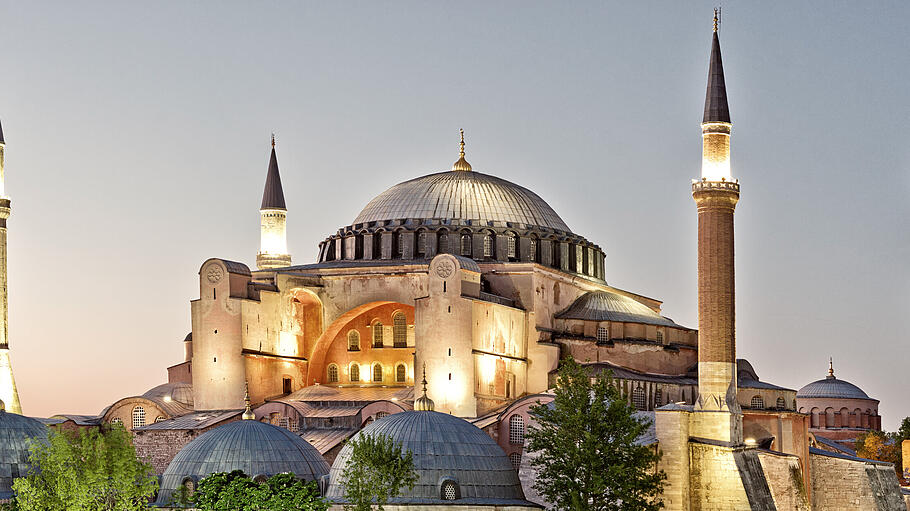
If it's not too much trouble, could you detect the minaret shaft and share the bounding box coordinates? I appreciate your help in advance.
[0,123,23,414]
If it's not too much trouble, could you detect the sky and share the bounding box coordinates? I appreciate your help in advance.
[0,2,908,430]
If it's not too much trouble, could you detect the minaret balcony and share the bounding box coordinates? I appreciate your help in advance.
[692,180,740,194]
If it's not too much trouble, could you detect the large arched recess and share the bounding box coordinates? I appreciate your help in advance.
[307,301,414,386]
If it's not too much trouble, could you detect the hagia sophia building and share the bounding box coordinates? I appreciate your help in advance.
[0,14,907,511]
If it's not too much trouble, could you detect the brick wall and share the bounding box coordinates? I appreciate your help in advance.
[757,451,809,510]
[810,451,905,510]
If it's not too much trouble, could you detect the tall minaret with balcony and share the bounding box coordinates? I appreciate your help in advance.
[0,119,23,415]
[691,12,742,444]
[257,135,292,270]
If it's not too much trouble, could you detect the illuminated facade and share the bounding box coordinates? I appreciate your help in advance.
[0,120,22,415]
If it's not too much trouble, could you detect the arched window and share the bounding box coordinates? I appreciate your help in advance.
[417,232,427,256]
[751,396,764,409]
[396,233,405,258]
[507,233,517,258]
[253,474,268,484]
[111,417,123,426]
[776,397,786,410]
[529,238,538,262]
[350,364,360,382]
[396,363,407,383]
[348,330,360,351]
[182,477,196,497]
[509,452,522,470]
[509,415,525,445]
[372,322,383,347]
[442,481,458,500]
[392,312,407,347]
[482,235,493,257]
[596,326,610,344]
[373,363,383,382]
[327,364,339,383]
[460,234,472,256]
[631,387,646,410]
[654,387,663,407]
[656,330,664,343]
[438,232,449,253]
[132,406,146,429]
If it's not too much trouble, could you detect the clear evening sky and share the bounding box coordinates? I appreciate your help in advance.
[1,2,907,429]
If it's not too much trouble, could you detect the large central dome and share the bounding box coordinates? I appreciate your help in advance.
[353,170,571,233]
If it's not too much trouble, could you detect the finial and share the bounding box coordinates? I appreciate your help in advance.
[713,8,719,32]
[452,129,472,171]
[242,381,255,420]
[827,357,835,378]
[271,133,276,148]
[414,363,435,411]
[421,363,428,394]
[0,399,5,413]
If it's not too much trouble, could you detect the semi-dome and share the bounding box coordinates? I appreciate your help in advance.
[556,290,682,328]
[155,419,329,506]
[797,375,870,400]
[0,406,48,499]
[326,410,531,506]
[353,170,571,233]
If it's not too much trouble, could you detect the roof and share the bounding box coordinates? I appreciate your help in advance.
[155,420,329,506]
[299,428,357,454]
[134,410,241,431]
[556,291,682,328]
[48,414,102,426]
[260,146,287,210]
[280,385,413,405]
[739,378,795,392]
[809,446,892,466]
[352,170,571,233]
[814,435,857,457]
[581,362,697,386]
[0,411,49,499]
[704,30,731,123]
[326,411,532,505]
[797,376,873,400]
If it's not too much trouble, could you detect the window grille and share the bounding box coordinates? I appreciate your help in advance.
[396,364,406,383]
[656,330,664,343]
[111,417,123,426]
[631,387,646,410]
[461,234,472,255]
[417,232,427,255]
[376,412,388,419]
[507,234,517,258]
[776,397,786,410]
[397,233,405,257]
[348,330,360,351]
[328,364,339,383]
[509,415,525,445]
[288,418,299,432]
[350,364,360,382]
[482,235,492,257]
[373,322,383,347]
[155,416,166,423]
[373,364,383,382]
[751,396,764,409]
[132,406,146,429]
[438,233,449,253]
[442,482,457,500]
[529,238,537,262]
[509,452,522,470]
[654,388,662,406]
[596,327,609,344]
[393,313,407,347]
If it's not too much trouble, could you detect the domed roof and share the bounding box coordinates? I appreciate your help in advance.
[326,411,529,505]
[797,376,871,400]
[155,419,329,506]
[143,382,193,407]
[352,170,572,233]
[0,409,48,499]
[556,290,682,328]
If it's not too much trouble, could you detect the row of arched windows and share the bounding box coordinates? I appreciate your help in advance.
[327,362,409,384]
[749,396,788,410]
[107,406,166,430]
[347,312,409,351]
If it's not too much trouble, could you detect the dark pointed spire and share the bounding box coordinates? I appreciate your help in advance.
[260,134,287,210]
[0,118,5,144]
[703,11,731,124]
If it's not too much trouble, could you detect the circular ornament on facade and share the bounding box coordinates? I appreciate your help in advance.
[205,265,224,284]
[434,259,455,279]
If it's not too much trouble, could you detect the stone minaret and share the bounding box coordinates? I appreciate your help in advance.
[691,14,742,445]
[0,119,23,415]
[256,135,292,269]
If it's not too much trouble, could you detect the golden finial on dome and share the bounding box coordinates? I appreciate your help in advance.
[242,381,256,420]
[414,364,435,411]
[713,7,720,33]
[827,357,835,379]
[452,129,472,172]
[271,132,276,148]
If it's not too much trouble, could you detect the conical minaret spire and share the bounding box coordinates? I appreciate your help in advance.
[703,9,730,124]
[257,134,292,269]
[0,118,22,414]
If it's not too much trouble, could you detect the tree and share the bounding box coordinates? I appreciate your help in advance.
[11,424,157,511]
[340,432,418,511]
[189,470,328,511]
[526,357,665,511]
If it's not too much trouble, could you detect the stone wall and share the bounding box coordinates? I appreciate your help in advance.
[810,450,905,510]
[133,418,239,475]
[756,450,809,510]
[688,442,775,511]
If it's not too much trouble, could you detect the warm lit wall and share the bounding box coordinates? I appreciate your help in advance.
[102,397,169,431]
[557,337,697,375]
[797,396,881,432]
[743,410,812,501]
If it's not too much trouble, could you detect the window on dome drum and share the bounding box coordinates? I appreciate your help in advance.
[509,415,525,445]
[396,363,406,383]
[529,238,537,262]
[373,363,383,382]
[328,364,339,383]
[417,232,427,256]
[376,411,388,419]
[182,478,196,496]
[776,397,786,410]
[482,235,493,257]
[509,452,522,469]
[132,406,145,429]
[396,234,405,258]
[373,322,384,347]
[461,234,472,255]
[751,396,764,409]
[393,312,407,347]
[350,364,360,382]
[596,327,609,344]
[438,233,449,253]
[507,234,517,258]
[654,388,663,407]
[656,330,664,343]
[348,330,360,351]
[442,482,457,501]
[631,387,646,411]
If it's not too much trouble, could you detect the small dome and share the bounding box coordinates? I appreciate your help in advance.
[556,291,682,328]
[143,382,193,407]
[326,411,529,505]
[155,420,329,506]
[0,410,48,499]
[797,376,871,400]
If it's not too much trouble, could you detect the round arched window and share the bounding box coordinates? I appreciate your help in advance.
[396,364,407,383]
[776,397,786,410]
[348,330,360,351]
[132,406,146,429]
[350,364,360,382]
[751,396,764,409]
[392,312,407,347]
[328,364,340,383]
[509,415,525,445]
[373,322,384,347]
[509,452,522,470]
[442,481,458,500]
[631,387,646,411]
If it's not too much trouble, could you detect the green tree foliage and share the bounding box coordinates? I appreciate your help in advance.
[526,357,665,511]
[11,424,157,511]
[340,433,418,511]
[189,470,328,511]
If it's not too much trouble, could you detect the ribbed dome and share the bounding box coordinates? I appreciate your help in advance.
[353,170,571,233]
[556,291,681,328]
[797,376,871,400]
[0,411,48,499]
[326,411,529,505]
[155,420,329,506]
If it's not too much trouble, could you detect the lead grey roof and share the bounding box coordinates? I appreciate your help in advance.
[797,376,872,400]
[556,291,682,328]
[326,410,532,506]
[704,31,731,123]
[134,410,240,431]
[155,420,329,506]
[0,411,48,499]
[352,170,571,233]
[260,146,287,210]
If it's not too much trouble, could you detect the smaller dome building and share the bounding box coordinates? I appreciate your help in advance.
[796,360,881,442]
[0,401,48,500]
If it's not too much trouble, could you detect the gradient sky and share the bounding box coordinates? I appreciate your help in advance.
[1,2,907,430]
